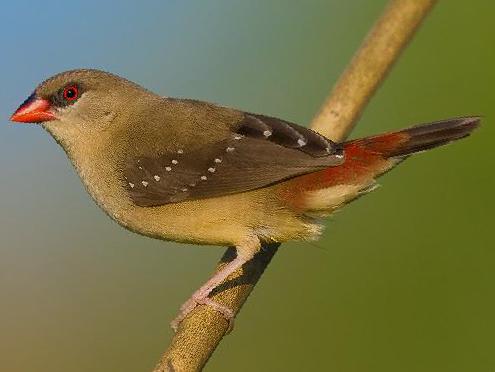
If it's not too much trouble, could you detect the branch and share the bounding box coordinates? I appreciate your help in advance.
[310,0,437,140]
[153,1,437,371]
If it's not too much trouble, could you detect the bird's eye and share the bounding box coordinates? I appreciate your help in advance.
[63,85,79,102]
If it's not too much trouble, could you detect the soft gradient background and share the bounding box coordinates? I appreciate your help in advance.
[0,1,493,371]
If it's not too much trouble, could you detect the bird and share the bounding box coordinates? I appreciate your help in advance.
[10,69,479,330]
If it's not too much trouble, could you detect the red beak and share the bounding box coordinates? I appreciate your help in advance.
[10,93,56,123]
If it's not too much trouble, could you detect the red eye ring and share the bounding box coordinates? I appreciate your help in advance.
[63,85,79,102]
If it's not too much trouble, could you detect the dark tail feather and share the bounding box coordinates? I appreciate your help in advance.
[384,116,481,158]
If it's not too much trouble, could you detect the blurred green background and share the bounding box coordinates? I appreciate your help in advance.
[0,1,493,371]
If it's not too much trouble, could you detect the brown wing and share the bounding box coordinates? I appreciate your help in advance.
[124,112,344,206]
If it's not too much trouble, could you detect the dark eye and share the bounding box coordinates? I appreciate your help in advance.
[63,85,79,102]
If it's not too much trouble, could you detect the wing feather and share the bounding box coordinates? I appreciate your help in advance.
[124,111,344,206]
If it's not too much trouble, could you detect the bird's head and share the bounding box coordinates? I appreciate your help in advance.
[10,69,152,146]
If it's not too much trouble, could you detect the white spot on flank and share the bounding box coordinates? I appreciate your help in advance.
[181,188,188,192]
[138,166,143,170]
[141,181,149,187]
[214,158,222,163]
[128,182,135,188]
[189,182,196,187]
[165,166,172,171]
[153,175,161,181]
[226,147,235,152]
[234,135,243,140]
[263,130,272,137]
[335,153,344,159]
[177,149,184,154]
[171,159,178,165]
[297,138,307,147]
[208,167,216,173]
[200,176,207,181]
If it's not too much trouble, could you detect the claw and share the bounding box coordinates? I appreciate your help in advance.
[170,296,235,332]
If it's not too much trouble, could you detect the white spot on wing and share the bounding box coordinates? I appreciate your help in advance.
[141,181,149,187]
[234,135,243,140]
[177,149,184,154]
[129,182,135,188]
[263,130,272,137]
[214,158,222,163]
[200,176,207,181]
[208,167,216,173]
[154,175,161,181]
[165,166,172,171]
[226,147,235,152]
[171,159,178,165]
[297,138,307,147]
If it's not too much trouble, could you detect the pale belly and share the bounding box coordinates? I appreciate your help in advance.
[83,170,319,247]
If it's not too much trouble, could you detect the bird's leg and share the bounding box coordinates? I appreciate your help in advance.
[171,237,260,331]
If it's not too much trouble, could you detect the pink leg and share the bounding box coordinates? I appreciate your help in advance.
[171,238,260,331]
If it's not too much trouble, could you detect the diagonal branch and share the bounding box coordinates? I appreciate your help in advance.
[153,1,437,371]
[310,0,437,140]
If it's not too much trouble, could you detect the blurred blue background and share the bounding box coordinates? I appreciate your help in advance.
[0,1,493,371]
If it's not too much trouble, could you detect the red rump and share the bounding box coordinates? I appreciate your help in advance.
[278,131,409,207]
[294,132,406,189]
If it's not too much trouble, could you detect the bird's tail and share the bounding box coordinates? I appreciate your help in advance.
[283,117,480,214]
[358,116,480,158]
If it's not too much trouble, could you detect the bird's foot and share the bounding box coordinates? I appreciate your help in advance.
[170,239,260,332]
[170,294,234,332]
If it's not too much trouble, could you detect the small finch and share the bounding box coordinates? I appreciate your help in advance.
[10,69,480,329]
